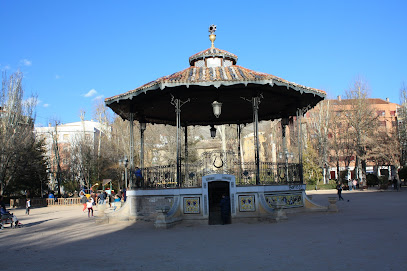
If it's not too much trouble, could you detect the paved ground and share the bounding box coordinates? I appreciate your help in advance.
[1,188,406,271]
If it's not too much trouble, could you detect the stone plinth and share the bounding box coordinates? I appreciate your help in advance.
[328,197,338,212]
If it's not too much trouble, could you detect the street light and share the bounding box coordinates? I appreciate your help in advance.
[212,101,222,118]
[119,156,129,189]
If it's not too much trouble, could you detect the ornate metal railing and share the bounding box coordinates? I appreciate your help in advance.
[142,150,302,188]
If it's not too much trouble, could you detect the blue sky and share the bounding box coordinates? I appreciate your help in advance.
[1,0,406,126]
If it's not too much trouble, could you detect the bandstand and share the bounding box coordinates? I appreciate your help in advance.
[104,26,326,225]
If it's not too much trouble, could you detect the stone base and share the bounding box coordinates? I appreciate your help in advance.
[154,206,182,229]
[327,197,338,212]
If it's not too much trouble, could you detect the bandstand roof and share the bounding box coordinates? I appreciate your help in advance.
[105,28,326,126]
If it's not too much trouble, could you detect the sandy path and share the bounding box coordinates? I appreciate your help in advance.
[1,189,406,271]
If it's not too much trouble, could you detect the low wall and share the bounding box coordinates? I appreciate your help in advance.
[126,183,307,224]
[9,197,82,208]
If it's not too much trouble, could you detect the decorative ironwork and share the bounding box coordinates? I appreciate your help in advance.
[141,150,302,189]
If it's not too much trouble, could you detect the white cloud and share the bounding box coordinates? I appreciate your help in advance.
[92,95,104,101]
[21,59,32,66]
[43,103,50,108]
[84,89,97,97]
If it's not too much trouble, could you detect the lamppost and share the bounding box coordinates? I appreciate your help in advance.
[119,156,129,189]
[140,121,146,181]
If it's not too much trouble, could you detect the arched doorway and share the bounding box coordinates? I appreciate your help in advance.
[208,181,230,225]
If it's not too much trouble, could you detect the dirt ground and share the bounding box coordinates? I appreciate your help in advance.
[1,188,406,271]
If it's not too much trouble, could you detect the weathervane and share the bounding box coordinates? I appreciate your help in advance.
[209,24,217,48]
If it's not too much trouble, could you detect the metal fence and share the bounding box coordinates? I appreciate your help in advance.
[142,157,302,188]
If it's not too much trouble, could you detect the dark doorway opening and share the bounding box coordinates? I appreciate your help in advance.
[208,181,230,225]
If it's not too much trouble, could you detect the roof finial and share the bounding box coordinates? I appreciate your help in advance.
[209,24,217,48]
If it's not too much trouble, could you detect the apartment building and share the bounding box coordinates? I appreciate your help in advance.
[35,120,107,190]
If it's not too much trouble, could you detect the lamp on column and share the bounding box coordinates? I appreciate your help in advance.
[140,122,146,131]
[212,101,222,118]
[281,117,289,126]
[210,125,217,138]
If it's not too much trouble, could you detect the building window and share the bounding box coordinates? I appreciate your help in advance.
[377,110,385,117]
[380,121,386,127]
[390,111,396,116]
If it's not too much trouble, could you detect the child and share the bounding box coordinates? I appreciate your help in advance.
[26,198,31,215]
[113,195,121,211]
[86,197,94,217]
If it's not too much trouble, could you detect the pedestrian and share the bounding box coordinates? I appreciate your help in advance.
[98,191,106,205]
[86,197,94,217]
[393,177,399,191]
[353,179,357,190]
[220,194,231,225]
[135,167,143,188]
[26,198,31,215]
[337,182,344,201]
[0,195,5,210]
[113,195,121,211]
[90,193,97,206]
[123,188,127,202]
[81,195,88,212]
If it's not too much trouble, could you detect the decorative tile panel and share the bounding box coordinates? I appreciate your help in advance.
[239,195,255,212]
[265,193,303,208]
[183,197,200,214]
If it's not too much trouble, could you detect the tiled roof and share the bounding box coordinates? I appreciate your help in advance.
[106,65,326,103]
[189,47,238,66]
[331,98,398,105]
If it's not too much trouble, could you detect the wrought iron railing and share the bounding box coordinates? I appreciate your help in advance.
[142,159,302,188]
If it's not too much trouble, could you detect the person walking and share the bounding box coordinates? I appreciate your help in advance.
[81,195,88,212]
[352,179,357,190]
[98,191,106,205]
[26,198,31,215]
[86,197,94,217]
[113,194,121,211]
[337,182,344,201]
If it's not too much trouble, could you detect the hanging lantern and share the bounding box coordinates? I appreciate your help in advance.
[212,101,222,118]
[210,125,217,138]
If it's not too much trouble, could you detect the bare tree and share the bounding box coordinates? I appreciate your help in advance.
[345,78,377,186]
[0,71,37,195]
[306,100,331,184]
[399,83,407,166]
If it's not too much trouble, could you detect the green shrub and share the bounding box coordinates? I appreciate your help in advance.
[399,167,407,180]
[366,174,379,186]
[306,183,337,190]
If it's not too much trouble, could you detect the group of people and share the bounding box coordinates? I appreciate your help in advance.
[80,190,126,217]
